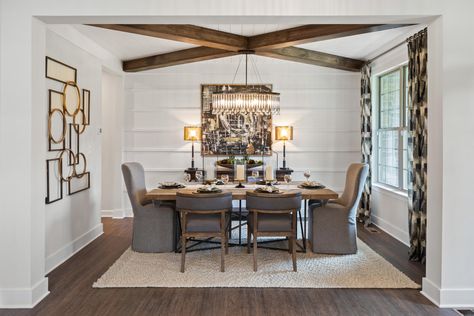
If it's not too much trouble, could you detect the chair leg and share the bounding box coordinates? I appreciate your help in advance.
[225,234,229,255]
[288,236,293,254]
[247,227,251,254]
[253,234,258,272]
[180,235,186,273]
[221,235,225,272]
[292,235,297,272]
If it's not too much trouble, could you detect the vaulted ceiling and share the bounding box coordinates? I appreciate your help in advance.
[76,24,420,72]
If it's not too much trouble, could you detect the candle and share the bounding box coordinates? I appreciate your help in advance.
[236,165,245,181]
[265,165,273,181]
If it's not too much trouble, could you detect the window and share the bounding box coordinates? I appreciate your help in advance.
[375,66,409,191]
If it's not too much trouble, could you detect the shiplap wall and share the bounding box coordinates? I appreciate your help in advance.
[122,56,361,214]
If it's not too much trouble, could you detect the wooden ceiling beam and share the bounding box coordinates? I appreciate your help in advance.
[248,24,412,50]
[123,46,237,72]
[256,47,365,72]
[89,24,248,52]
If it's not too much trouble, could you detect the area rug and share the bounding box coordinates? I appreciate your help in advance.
[93,239,419,289]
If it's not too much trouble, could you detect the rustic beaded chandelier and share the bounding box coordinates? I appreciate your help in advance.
[211,51,280,115]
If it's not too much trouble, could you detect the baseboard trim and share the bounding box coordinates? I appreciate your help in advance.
[422,278,474,308]
[422,277,441,306]
[0,277,49,308]
[101,209,125,218]
[371,214,409,246]
[45,223,103,274]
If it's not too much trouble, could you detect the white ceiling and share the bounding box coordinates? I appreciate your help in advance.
[73,24,420,62]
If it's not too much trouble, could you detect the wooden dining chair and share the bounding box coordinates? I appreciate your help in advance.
[176,191,232,272]
[246,191,302,272]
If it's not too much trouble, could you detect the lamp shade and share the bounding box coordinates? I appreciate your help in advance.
[275,126,293,141]
[183,126,202,141]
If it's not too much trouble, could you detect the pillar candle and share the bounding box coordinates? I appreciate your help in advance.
[236,165,245,181]
[265,165,273,181]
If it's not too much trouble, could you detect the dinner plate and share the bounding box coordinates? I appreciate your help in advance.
[159,183,185,189]
[195,187,223,194]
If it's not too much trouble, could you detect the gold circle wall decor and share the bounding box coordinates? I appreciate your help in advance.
[58,149,76,182]
[48,108,66,144]
[63,81,81,117]
[74,153,87,178]
[73,110,87,134]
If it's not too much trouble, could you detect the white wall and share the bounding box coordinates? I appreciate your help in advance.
[122,56,360,215]
[1,0,474,309]
[101,71,124,217]
[370,44,410,245]
[44,28,104,273]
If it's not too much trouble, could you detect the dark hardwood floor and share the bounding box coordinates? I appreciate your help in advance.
[1,218,457,316]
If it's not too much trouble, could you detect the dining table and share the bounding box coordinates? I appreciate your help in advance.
[145,182,339,252]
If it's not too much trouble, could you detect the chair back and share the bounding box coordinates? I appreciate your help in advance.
[176,191,232,211]
[246,191,302,211]
[121,162,149,210]
[338,163,369,209]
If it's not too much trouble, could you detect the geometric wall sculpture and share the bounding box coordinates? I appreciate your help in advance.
[45,56,91,203]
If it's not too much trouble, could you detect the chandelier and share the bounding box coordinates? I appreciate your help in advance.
[211,51,280,115]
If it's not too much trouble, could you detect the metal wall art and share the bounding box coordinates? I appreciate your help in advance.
[46,56,91,204]
[201,84,273,156]
[45,56,77,84]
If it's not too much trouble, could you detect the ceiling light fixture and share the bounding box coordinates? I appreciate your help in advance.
[211,50,280,115]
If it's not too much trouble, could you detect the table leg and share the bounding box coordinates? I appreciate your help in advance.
[303,199,307,252]
[239,200,242,245]
[175,211,182,253]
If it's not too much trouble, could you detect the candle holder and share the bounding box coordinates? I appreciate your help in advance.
[234,161,246,188]
[235,180,245,188]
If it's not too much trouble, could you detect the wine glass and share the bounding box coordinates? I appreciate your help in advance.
[195,170,203,183]
[221,174,229,185]
[284,174,292,189]
[303,170,311,183]
[252,170,259,182]
[183,172,191,183]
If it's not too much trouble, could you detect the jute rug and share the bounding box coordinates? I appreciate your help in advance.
[93,239,419,289]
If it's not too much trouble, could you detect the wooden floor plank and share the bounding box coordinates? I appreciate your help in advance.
[0,218,457,316]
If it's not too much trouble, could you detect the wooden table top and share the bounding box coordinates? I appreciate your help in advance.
[146,183,339,201]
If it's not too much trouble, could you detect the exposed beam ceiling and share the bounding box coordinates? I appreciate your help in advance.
[248,24,412,50]
[123,46,236,72]
[256,47,365,72]
[89,23,414,72]
[89,24,247,52]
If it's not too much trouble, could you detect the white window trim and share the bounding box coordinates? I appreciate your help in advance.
[372,63,409,195]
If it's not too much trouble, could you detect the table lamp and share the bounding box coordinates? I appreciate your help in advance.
[275,126,293,170]
[183,126,202,170]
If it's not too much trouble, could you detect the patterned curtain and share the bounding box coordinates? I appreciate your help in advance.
[407,29,428,263]
[358,64,372,225]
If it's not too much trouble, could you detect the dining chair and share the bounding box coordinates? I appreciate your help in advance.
[176,191,232,272]
[121,162,175,253]
[246,191,302,272]
[308,163,369,254]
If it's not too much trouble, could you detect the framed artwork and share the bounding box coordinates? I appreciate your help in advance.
[45,56,77,84]
[201,84,273,156]
[46,158,63,204]
[68,172,90,195]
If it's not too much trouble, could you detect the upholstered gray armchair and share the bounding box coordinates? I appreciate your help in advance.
[308,163,369,254]
[122,162,175,253]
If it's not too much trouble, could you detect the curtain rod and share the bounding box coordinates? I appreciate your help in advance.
[367,40,406,65]
[367,28,427,65]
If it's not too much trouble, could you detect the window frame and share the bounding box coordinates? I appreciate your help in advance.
[374,64,409,193]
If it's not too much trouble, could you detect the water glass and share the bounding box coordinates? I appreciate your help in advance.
[284,174,292,189]
[221,174,229,185]
[195,170,203,183]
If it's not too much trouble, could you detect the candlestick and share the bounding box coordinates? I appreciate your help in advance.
[265,165,273,181]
